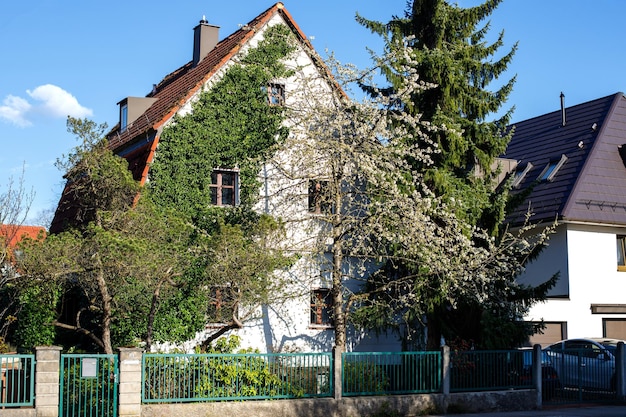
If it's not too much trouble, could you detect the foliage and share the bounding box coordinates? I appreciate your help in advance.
[12,285,57,350]
[145,24,298,348]
[17,117,195,354]
[351,0,556,349]
[148,24,296,217]
[0,168,34,342]
[342,361,389,394]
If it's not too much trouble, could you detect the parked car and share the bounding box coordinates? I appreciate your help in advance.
[543,338,624,391]
[517,348,560,400]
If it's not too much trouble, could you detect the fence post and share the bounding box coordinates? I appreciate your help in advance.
[333,346,343,400]
[441,344,450,411]
[118,347,144,417]
[35,346,62,417]
[532,344,542,408]
[617,342,625,400]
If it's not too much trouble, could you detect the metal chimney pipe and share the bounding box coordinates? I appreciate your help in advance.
[560,92,566,127]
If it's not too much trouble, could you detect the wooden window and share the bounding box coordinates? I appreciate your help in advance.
[208,285,238,324]
[308,180,331,214]
[210,169,239,206]
[267,83,285,106]
[310,288,332,326]
[617,235,626,272]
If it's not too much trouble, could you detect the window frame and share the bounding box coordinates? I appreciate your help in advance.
[308,179,332,215]
[617,235,626,272]
[512,162,533,188]
[310,288,333,327]
[210,168,239,207]
[207,284,239,326]
[537,154,568,182]
[266,83,285,106]
[120,103,128,132]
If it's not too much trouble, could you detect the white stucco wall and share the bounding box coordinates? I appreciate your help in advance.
[524,223,626,340]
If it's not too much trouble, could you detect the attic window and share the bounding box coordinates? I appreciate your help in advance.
[537,154,568,182]
[512,162,533,188]
[120,103,128,132]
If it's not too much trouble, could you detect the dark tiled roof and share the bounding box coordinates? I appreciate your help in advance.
[504,93,620,225]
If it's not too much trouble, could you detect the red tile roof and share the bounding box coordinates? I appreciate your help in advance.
[106,2,321,155]
[1,224,46,250]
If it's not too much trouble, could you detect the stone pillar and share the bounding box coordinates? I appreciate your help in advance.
[332,346,343,400]
[35,346,62,417]
[118,348,143,417]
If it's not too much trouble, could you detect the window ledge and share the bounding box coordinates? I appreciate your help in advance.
[308,325,333,330]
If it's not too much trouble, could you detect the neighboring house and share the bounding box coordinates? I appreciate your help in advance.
[1,224,45,274]
[51,3,398,353]
[503,92,626,346]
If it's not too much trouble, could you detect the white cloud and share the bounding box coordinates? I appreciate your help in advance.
[27,84,93,119]
[0,95,32,127]
[0,84,92,127]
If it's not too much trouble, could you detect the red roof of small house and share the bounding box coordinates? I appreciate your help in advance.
[1,225,46,260]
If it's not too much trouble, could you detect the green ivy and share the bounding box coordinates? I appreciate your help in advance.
[148,24,296,221]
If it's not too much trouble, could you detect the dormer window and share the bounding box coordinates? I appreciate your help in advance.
[120,103,128,132]
[512,162,533,188]
[266,83,285,106]
[210,169,239,206]
[537,154,568,182]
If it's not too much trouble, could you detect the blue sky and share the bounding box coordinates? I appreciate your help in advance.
[2,0,625,226]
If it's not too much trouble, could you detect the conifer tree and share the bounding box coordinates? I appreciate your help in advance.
[355,0,557,350]
[358,0,517,230]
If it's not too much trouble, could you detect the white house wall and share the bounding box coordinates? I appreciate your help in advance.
[524,222,626,340]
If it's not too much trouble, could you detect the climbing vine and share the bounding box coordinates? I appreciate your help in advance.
[148,24,297,223]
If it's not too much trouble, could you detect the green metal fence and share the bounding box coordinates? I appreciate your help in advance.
[59,354,119,417]
[450,349,532,392]
[142,352,332,403]
[0,353,35,407]
[342,351,441,396]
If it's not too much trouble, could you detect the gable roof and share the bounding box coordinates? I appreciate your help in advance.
[504,92,626,226]
[105,2,329,178]
[51,3,335,234]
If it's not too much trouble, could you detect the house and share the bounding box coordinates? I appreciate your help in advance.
[51,3,399,353]
[1,224,45,262]
[503,92,626,346]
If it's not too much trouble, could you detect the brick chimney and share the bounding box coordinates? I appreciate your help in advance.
[193,16,219,67]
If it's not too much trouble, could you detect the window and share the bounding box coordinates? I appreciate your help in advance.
[617,235,626,271]
[266,83,285,106]
[308,180,331,214]
[537,154,568,182]
[311,288,332,326]
[207,285,238,324]
[511,162,533,188]
[210,169,239,206]
[120,103,128,132]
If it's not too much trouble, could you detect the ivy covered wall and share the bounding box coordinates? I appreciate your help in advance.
[148,24,297,224]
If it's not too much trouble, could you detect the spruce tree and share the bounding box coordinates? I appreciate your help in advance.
[358,0,516,230]
[355,0,556,350]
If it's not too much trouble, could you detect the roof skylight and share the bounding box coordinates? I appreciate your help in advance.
[537,154,568,182]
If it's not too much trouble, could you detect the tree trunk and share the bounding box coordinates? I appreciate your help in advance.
[331,176,346,350]
[94,253,113,354]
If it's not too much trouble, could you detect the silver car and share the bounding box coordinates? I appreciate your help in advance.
[544,338,623,391]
